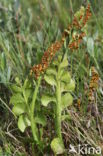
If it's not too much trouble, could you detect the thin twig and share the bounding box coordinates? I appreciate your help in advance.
[0,97,16,117]
[5,131,19,143]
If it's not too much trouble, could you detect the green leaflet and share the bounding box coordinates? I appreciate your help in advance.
[61,71,71,83]
[10,93,25,105]
[53,55,62,66]
[10,85,22,93]
[58,55,62,62]
[51,138,65,154]
[59,57,68,68]
[61,79,75,92]
[61,93,73,110]
[23,78,33,88]
[25,89,33,101]
[58,68,64,79]
[15,77,21,85]
[66,79,75,91]
[60,59,68,68]
[18,115,31,132]
[46,67,57,76]
[35,112,47,126]
[41,94,56,107]
[44,74,56,86]
[12,103,26,116]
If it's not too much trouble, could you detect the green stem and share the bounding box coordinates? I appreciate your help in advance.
[30,76,42,144]
[55,64,67,154]
[23,90,30,116]
[70,0,73,14]
[55,79,62,139]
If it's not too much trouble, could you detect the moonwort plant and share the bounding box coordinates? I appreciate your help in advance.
[10,4,91,155]
[41,52,75,154]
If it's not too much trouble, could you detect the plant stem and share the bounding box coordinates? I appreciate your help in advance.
[23,90,30,116]
[70,0,73,14]
[30,76,42,144]
[55,79,62,139]
[55,65,67,155]
[55,75,66,155]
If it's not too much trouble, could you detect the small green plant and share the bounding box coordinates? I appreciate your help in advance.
[9,77,44,147]
[41,52,75,154]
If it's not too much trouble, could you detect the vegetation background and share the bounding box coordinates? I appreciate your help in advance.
[0,0,103,155]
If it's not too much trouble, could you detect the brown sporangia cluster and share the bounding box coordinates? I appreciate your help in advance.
[31,4,91,78]
[72,16,82,29]
[68,32,86,50]
[68,3,91,50]
[31,41,63,78]
[82,3,92,26]
[88,66,99,103]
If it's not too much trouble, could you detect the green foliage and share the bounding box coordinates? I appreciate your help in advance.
[35,112,47,126]
[51,138,64,154]
[46,67,57,75]
[12,103,26,116]
[9,52,75,154]
[41,94,56,107]
[61,79,75,92]
[10,93,25,104]
[44,75,56,86]
[61,93,73,110]
[9,77,46,150]
[42,54,75,111]
[18,115,31,132]
[10,85,22,93]
[10,78,32,132]
[61,71,71,83]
